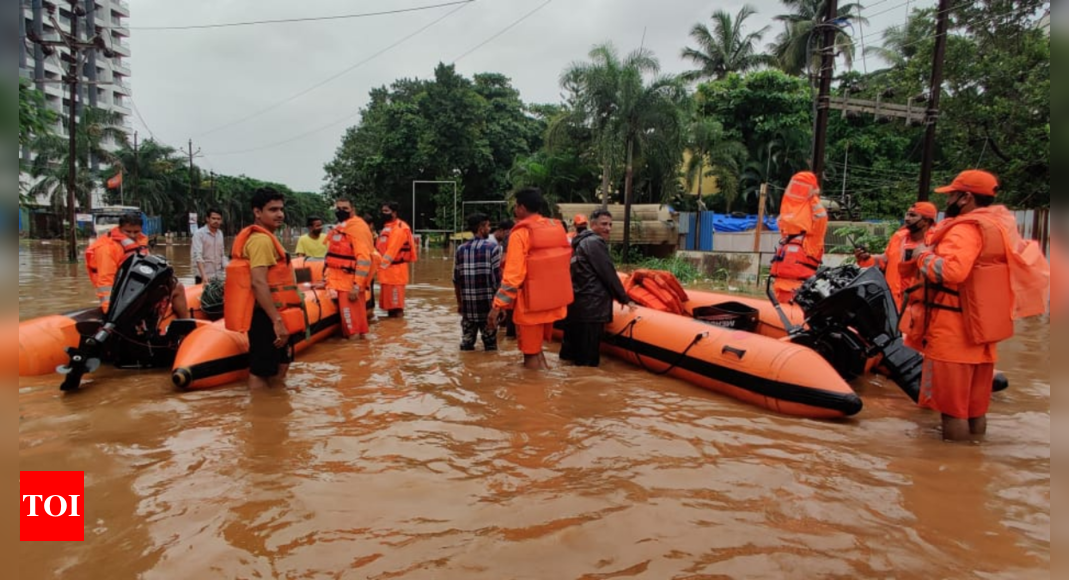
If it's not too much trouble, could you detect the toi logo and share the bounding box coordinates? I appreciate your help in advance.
[20,471,85,542]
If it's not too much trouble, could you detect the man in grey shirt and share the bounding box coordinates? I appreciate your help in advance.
[191,208,226,283]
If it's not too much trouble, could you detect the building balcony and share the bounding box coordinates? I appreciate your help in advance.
[112,42,131,57]
[111,1,130,18]
[112,63,132,77]
[112,81,132,96]
[109,22,130,37]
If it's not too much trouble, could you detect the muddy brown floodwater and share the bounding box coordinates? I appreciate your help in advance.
[19,241,1050,579]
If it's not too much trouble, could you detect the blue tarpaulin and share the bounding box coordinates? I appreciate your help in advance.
[709,214,779,233]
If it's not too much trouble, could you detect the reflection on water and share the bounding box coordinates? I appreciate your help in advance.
[19,242,1050,579]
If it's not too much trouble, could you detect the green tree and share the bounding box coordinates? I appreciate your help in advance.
[324,65,541,229]
[770,0,865,76]
[558,44,660,206]
[698,70,812,211]
[103,139,184,217]
[684,113,747,211]
[28,107,127,212]
[682,5,773,82]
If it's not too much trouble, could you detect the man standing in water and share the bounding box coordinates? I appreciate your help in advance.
[913,170,1049,441]
[326,199,375,340]
[856,201,939,348]
[191,208,226,284]
[376,201,417,318]
[488,188,573,370]
[454,214,502,352]
[295,216,328,259]
[561,210,636,367]
[225,188,297,389]
[87,213,190,319]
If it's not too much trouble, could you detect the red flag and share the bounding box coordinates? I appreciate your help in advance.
[106,172,123,189]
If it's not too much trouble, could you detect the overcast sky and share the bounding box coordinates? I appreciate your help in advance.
[128,0,929,192]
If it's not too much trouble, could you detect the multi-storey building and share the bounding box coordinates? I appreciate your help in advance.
[19,0,132,209]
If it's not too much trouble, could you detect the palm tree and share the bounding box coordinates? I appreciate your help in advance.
[105,139,184,217]
[682,5,773,82]
[684,115,747,211]
[558,43,660,207]
[864,9,936,69]
[770,0,866,77]
[28,107,127,211]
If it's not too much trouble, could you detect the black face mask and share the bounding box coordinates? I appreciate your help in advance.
[335,209,351,222]
[906,221,925,234]
[945,202,963,218]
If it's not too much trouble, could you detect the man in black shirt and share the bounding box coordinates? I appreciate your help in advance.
[560,210,637,367]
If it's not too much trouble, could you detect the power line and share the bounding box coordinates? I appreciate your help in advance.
[132,1,474,31]
[196,1,473,138]
[453,0,555,63]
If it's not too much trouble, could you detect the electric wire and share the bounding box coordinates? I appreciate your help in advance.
[132,1,474,31]
[196,1,473,138]
[452,0,554,63]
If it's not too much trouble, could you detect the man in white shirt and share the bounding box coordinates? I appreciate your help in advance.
[191,208,226,283]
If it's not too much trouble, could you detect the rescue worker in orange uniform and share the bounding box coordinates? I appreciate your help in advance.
[326,199,375,339]
[567,214,589,243]
[224,188,301,389]
[86,213,190,319]
[911,170,1050,441]
[855,202,939,348]
[771,171,829,303]
[376,201,417,318]
[488,188,574,370]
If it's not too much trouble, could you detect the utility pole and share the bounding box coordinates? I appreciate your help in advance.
[810,0,840,182]
[917,0,954,202]
[28,0,115,263]
[187,139,200,202]
[132,131,139,206]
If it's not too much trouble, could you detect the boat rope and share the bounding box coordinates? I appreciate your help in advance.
[616,318,708,377]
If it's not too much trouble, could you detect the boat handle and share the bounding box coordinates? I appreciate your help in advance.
[722,346,747,360]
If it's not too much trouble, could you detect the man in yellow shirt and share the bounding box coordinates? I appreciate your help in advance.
[294,216,328,259]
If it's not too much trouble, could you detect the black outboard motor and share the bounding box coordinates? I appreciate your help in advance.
[59,255,197,392]
[786,265,925,402]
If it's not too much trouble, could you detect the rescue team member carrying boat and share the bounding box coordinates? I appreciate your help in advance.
[771,171,828,304]
[225,187,303,389]
[86,213,190,319]
[856,201,940,349]
[326,199,375,339]
[376,201,418,318]
[488,188,574,370]
[910,170,1049,441]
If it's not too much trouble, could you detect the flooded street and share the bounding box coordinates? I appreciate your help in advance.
[19,241,1050,579]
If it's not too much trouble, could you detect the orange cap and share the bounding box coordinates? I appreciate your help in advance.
[934,170,999,197]
[573,214,589,227]
[909,202,939,220]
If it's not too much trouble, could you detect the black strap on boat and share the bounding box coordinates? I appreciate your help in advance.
[616,317,708,377]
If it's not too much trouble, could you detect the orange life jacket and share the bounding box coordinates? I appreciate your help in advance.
[625,270,688,314]
[920,207,1049,345]
[325,218,374,292]
[514,217,574,313]
[771,234,822,281]
[377,219,418,265]
[86,230,150,309]
[224,226,303,333]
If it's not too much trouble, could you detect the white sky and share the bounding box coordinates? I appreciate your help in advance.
[127,0,930,192]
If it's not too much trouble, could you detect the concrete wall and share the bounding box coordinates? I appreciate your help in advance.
[677,250,854,285]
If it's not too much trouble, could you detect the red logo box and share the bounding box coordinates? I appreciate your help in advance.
[20,471,85,542]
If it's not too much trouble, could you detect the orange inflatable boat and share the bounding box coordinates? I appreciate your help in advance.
[598,302,862,419]
[171,285,340,390]
[19,283,209,378]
